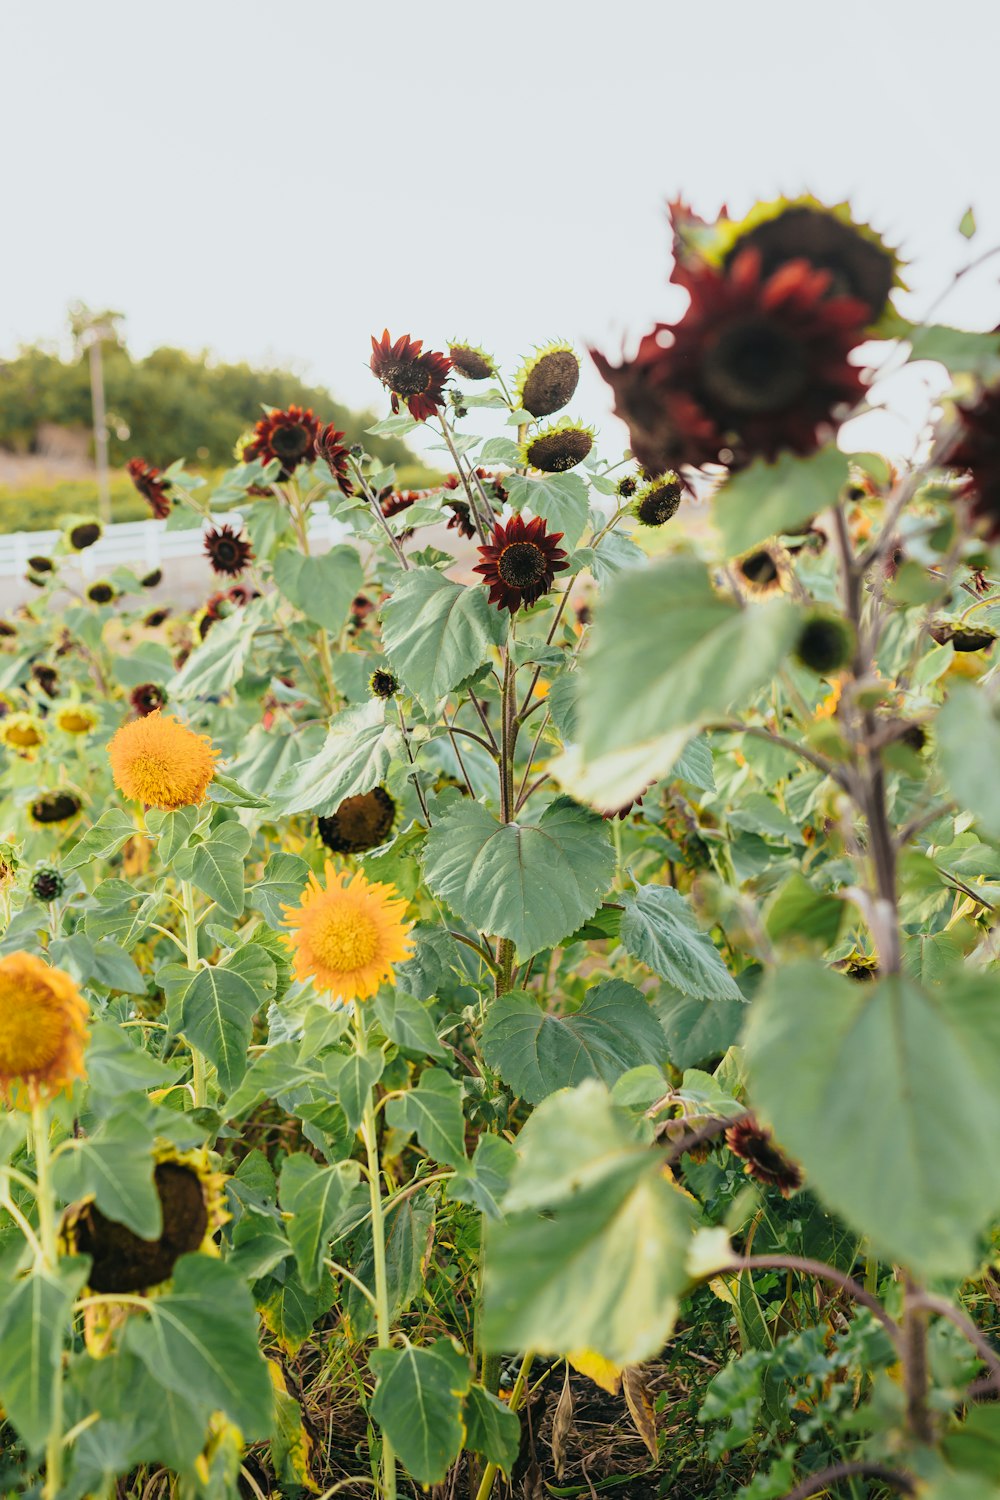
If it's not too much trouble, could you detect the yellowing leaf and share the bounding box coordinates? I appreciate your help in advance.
[568,1350,622,1395]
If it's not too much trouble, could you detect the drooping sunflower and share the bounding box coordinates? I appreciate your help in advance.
[283,864,413,1003]
[317,788,397,855]
[725,1116,803,1197]
[520,418,594,473]
[631,472,684,527]
[315,423,354,496]
[246,405,321,479]
[794,610,856,674]
[474,514,569,613]
[203,524,253,577]
[951,384,1000,541]
[0,712,45,756]
[370,330,451,422]
[27,555,54,574]
[929,618,998,654]
[514,342,581,418]
[29,790,82,826]
[141,568,163,589]
[130,682,168,717]
[143,608,170,628]
[67,520,103,551]
[54,703,99,736]
[127,459,172,520]
[87,582,115,605]
[731,544,787,599]
[31,664,59,697]
[108,710,217,811]
[447,340,496,381]
[593,248,868,474]
[0,951,88,1104]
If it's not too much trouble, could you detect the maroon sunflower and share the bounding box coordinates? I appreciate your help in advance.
[370,331,451,421]
[951,384,1000,540]
[445,499,476,540]
[204,524,253,578]
[593,247,868,474]
[726,1116,803,1197]
[474,514,568,613]
[249,405,320,479]
[315,423,354,496]
[130,682,167,717]
[127,459,172,520]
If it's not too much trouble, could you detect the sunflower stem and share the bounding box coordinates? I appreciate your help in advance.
[32,1099,63,1500]
[180,881,207,1109]
[436,413,492,546]
[353,1007,396,1500]
[473,1349,535,1500]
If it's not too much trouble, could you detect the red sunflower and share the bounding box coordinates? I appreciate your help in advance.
[951,383,1000,540]
[248,405,321,479]
[725,1116,803,1197]
[127,459,172,520]
[203,524,253,577]
[473,514,568,613]
[370,330,451,421]
[315,423,354,496]
[593,247,868,474]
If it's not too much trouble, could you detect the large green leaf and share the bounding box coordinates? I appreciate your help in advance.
[188,822,252,917]
[124,1256,272,1436]
[227,722,326,798]
[937,682,1000,840]
[713,446,849,557]
[654,988,746,1070]
[247,852,311,928]
[272,544,363,632]
[906,323,1000,380]
[274,699,403,816]
[344,1193,434,1339]
[52,1106,160,1237]
[744,962,1000,1277]
[180,945,277,1093]
[369,1338,472,1485]
[505,471,590,550]
[422,796,615,960]
[278,1154,361,1292]
[386,1068,467,1166]
[464,1383,521,1475]
[380,566,506,709]
[0,1260,88,1452]
[66,1350,205,1487]
[373,987,447,1059]
[482,1081,694,1364]
[447,1134,517,1221]
[326,1049,384,1132]
[481,981,667,1104]
[620,884,741,1001]
[64,809,136,871]
[170,600,263,699]
[570,557,798,810]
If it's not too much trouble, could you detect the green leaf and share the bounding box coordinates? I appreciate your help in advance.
[66,1351,205,1485]
[84,1019,179,1094]
[327,1049,384,1133]
[906,324,1000,380]
[124,1256,272,1436]
[744,962,1000,1277]
[208,770,270,809]
[257,1271,334,1357]
[0,1260,89,1452]
[654,988,746,1070]
[447,1134,517,1221]
[576,527,646,587]
[64,809,136,871]
[52,1106,159,1236]
[247,852,310,927]
[714,446,849,557]
[145,806,199,864]
[504,471,591,550]
[190,822,252,917]
[227,721,325,798]
[272,544,363,632]
[170,600,262,700]
[482,1081,694,1364]
[278,1154,361,1292]
[422,796,615,961]
[380,566,506,709]
[620,884,741,1000]
[373,988,447,1059]
[959,206,977,239]
[763,872,844,949]
[571,556,798,810]
[481,981,667,1104]
[937,682,1000,840]
[464,1383,520,1475]
[369,1339,472,1485]
[386,1068,466,1166]
[181,946,277,1093]
[344,1193,434,1339]
[275,699,403,816]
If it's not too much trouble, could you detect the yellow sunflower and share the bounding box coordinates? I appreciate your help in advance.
[283,863,413,1003]
[54,702,99,735]
[0,712,45,756]
[108,710,217,811]
[0,951,89,1104]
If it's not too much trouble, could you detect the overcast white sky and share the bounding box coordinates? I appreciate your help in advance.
[2,0,998,459]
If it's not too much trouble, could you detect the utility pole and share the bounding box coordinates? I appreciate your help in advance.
[69,303,124,526]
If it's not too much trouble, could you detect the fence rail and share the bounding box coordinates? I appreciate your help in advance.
[0,506,350,578]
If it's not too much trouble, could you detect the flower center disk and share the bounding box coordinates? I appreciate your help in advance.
[497,541,547,588]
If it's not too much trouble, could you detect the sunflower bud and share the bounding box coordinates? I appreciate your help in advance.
[30,865,65,902]
[369,669,399,700]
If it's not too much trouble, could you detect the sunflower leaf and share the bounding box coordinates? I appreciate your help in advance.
[380,567,507,710]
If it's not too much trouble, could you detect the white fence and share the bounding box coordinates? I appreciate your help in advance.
[0,506,350,578]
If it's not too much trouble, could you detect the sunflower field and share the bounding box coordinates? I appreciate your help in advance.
[4,194,1000,1500]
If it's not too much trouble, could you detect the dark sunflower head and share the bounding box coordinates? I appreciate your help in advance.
[369,669,399,701]
[68,520,103,551]
[514,343,581,418]
[317,787,397,855]
[140,568,163,589]
[444,499,477,540]
[370,330,451,422]
[0,621,16,639]
[203,524,253,578]
[31,663,59,697]
[86,582,115,605]
[249,405,321,479]
[794,610,856,674]
[473,513,569,614]
[632,471,683,527]
[928,618,998,653]
[27,556,54,574]
[130,682,167,717]
[448,341,496,381]
[951,386,1000,542]
[143,608,171,628]
[30,864,65,903]
[29,791,82,826]
[616,474,639,499]
[350,594,375,634]
[521,419,594,474]
[67,1159,211,1294]
[127,459,172,519]
[315,423,354,496]
[734,546,783,597]
[725,1116,802,1196]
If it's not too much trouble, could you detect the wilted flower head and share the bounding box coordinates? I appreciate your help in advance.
[127,459,172,519]
[474,513,569,613]
[315,423,354,496]
[317,788,397,854]
[632,472,684,527]
[27,556,54,574]
[520,419,594,473]
[140,568,163,589]
[370,330,451,421]
[29,791,82,826]
[514,342,581,418]
[203,524,253,577]
[130,682,168,717]
[726,1115,803,1196]
[87,581,115,605]
[929,618,998,653]
[68,520,103,551]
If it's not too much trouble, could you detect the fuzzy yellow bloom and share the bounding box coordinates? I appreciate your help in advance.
[283,863,413,1003]
[55,703,99,735]
[0,951,88,1103]
[0,713,45,755]
[108,711,217,811]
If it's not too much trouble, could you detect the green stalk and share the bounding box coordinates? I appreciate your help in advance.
[354,1006,396,1500]
[473,1349,534,1500]
[180,880,207,1108]
[32,1100,62,1500]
